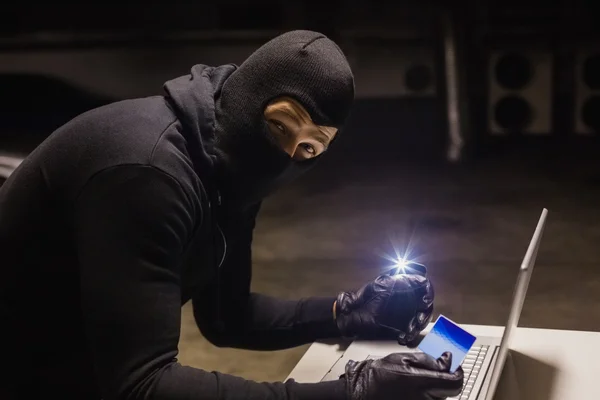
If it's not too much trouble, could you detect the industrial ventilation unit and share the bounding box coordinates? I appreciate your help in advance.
[575,48,600,135]
[488,49,553,135]
[349,40,437,99]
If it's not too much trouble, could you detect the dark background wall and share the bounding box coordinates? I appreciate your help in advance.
[2,0,599,163]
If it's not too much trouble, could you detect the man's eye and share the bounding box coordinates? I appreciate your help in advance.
[274,121,285,133]
[301,143,316,155]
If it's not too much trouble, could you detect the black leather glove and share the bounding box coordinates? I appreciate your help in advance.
[344,352,463,400]
[335,271,434,344]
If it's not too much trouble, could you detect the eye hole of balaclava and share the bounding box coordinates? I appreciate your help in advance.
[263,96,339,162]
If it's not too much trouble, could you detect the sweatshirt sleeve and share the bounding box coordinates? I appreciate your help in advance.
[192,203,341,351]
[74,165,345,400]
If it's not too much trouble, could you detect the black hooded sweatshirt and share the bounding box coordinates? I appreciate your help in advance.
[0,31,354,399]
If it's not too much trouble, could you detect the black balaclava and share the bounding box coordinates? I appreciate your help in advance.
[213,30,355,208]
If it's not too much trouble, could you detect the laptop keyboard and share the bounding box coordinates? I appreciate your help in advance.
[448,345,489,400]
[366,345,489,399]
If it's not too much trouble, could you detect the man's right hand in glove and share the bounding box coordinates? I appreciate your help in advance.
[335,271,434,345]
[343,351,463,400]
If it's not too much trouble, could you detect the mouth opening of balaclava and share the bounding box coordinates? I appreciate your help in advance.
[213,30,355,208]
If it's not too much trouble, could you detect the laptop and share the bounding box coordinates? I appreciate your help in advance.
[321,208,548,400]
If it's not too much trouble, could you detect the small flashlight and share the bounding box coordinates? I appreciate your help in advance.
[389,260,427,277]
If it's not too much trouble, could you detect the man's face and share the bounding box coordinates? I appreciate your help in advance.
[263,96,338,161]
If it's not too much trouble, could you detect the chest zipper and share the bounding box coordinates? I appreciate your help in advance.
[216,224,227,269]
[214,190,227,332]
[215,191,227,269]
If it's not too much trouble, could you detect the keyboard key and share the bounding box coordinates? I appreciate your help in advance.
[455,345,491,399]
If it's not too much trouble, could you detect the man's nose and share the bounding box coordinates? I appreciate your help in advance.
[280,137,300,158]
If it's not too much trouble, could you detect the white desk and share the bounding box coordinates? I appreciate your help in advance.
[288,324,600,399]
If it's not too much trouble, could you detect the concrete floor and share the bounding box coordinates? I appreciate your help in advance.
[176,155,600,382]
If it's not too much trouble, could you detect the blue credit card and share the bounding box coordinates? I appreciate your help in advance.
[418,315,477,373]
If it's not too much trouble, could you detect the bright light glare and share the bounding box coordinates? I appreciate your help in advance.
[395,257,408,273]
[379,229,422,275]
[395,257,408,267]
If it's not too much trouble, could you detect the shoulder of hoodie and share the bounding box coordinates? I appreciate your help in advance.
[37,95,207,217]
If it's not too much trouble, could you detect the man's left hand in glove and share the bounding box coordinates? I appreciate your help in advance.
[334,269,434,345]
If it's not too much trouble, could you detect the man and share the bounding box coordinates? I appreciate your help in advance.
[0,31,463,399]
